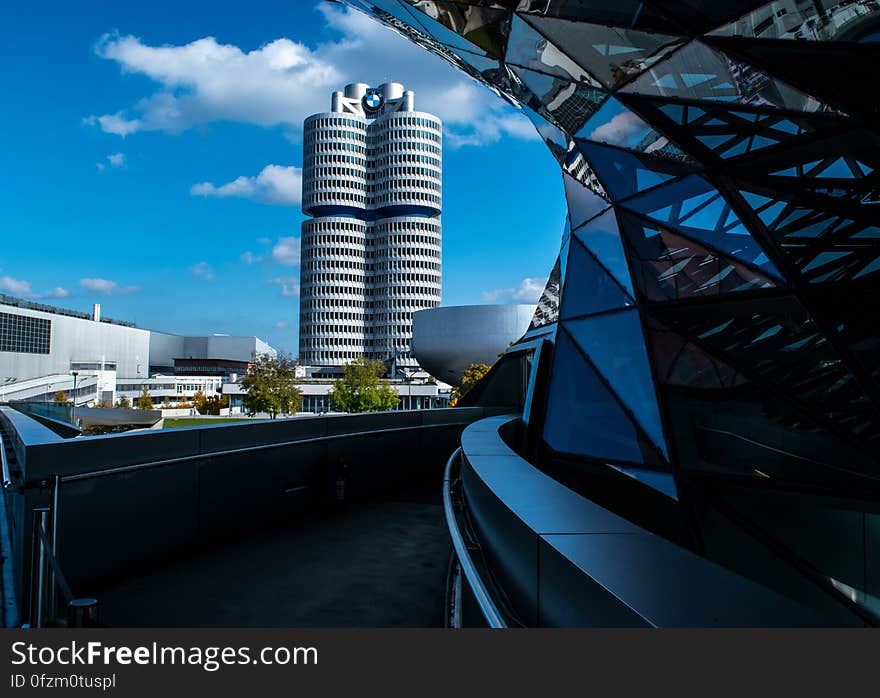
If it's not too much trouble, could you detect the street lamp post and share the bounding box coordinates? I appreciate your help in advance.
[71,371,79,425]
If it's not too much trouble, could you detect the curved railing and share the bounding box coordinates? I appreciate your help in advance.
[442,447,506,628]
[455,415,840,627]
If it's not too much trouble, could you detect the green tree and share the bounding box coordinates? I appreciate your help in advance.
[241,352,302,418]
[162,396,172,409]
[136,387,154,410]
[328,356,399,413]
[192,389,207,414]
[135,386,154,410]
[449,363,491,407]
[53,390,68,404]
[202,394,229,415]
[116,395,132,410]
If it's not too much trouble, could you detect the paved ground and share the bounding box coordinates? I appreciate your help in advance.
[93,481,450,627]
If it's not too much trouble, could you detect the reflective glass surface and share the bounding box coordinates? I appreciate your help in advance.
[622,41,827,112]
[560,236,633,319]
[543,328,653,464]
[572,208,635,295]
[342,0,880,625]
[565,309,668,457]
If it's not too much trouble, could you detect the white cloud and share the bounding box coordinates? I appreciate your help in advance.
[270,277,300,298]
[271,236,300,267]
[0,277,73,299]
[84,5,535,148]
[96,152,126,172]
[589,110,647,147]
[191,164,302,205]
[275,320,289,329]
[79,277,140,295]
[240,251,263,265]
[0,276,33,296]
[83,113,142,136]
[43,287,71,299]
[189,261,214,280]
[481,277,547,304]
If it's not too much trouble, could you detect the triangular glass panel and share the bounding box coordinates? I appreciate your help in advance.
[505,13,603,87]
[508,64,607,136]
[520,14,684,90]
[622,176,782,277]
[528,256,562,331]
[543,329,657,465]
[574,97,689,160]
[618,209,778,302]
[565,310,668,459]
[621,40,828,112]
[398,2,510,58]
[563,171,610,228]
[572,208,635,295]
[574,139,692,200]
[560,237,633,320]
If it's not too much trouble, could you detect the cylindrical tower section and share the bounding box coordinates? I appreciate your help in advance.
[297,83,442,375]
[301,112,368,217]
[370,216,442,368]
[298,217,369,367]
[370,111,442,216]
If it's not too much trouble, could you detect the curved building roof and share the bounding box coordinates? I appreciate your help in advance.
[411,304,534,383]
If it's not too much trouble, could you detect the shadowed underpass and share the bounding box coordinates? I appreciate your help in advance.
[92,481,450,627]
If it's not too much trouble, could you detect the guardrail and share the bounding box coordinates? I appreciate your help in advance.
[442,447,507,628]
[62,422,473,484]
[3,407,497,620]
[456,415,838,627]
[0,430,13,492]
[25,475,97,627]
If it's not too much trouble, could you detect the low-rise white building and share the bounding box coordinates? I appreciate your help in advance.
[223,377,451,415]
[115,375,224,406]
[0,294,275,406]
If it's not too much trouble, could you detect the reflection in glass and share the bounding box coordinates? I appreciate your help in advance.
[544,328,655,464]
[565,309,668,457]
[622,41,827,112]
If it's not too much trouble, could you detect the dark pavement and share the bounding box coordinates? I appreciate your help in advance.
[93,481,451,627]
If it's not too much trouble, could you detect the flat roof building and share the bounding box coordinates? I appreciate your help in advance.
[0,294,275,405]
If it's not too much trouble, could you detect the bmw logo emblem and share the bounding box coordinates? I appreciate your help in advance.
[363,90,384,112]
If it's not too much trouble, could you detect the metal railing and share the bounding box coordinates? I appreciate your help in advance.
[26,475,97,628]
[697,425,880,483]
[58,420,473,484]
[17,418,476,625]
[0,430,14,492]
[442,447,507,628]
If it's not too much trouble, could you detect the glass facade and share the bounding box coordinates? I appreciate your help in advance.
[340,0,880,625]
[0,311,51,354]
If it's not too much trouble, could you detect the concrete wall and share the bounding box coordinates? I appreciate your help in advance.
[0,306,150,380]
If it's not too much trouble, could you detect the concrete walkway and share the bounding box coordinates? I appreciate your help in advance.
[92,481,451,627]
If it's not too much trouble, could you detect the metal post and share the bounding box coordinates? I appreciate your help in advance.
[48,475,61,626]
[71,371,79,425]
[68,598,99,628]
[29,507,50,628]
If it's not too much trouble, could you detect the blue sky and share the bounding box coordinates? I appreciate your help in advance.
[1,1,565,354]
